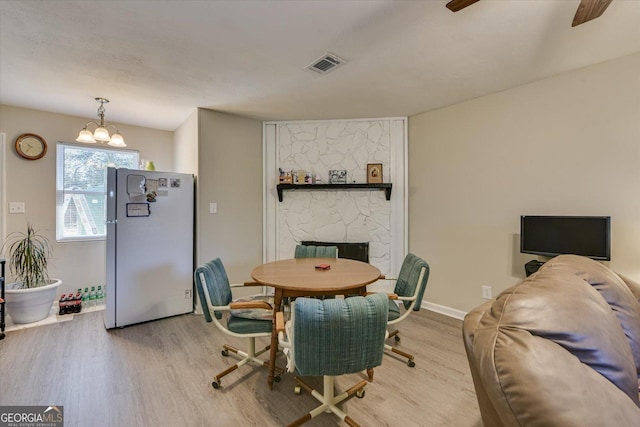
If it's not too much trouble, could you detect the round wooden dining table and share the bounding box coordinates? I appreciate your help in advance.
[251,257,382,389]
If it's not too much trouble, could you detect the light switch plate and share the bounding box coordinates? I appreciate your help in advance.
[9,202,25,214]
[482,285,492,300]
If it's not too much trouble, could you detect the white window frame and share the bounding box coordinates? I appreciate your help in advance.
[56,142,139,242]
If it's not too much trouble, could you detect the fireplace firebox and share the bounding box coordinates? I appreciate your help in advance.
[301,241,369,263]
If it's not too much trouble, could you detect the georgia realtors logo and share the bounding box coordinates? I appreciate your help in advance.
[0,405,63,427]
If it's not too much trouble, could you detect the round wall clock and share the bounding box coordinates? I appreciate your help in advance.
[15,133,47,160]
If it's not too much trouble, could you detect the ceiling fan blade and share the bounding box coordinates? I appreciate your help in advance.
[446,0,480,13]
[572,0,613,27]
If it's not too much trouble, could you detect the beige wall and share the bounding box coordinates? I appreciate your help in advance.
[0,105,174,295]
[408,53,640,313]
[196,108,263,284]
[174,110,198,175]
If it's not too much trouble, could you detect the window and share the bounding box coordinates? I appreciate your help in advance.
[56,143,139,241]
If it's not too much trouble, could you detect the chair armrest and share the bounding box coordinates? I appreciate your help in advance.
[229,281,265,288]
[229,301,273,310]
[366,291,398,300]
[243,281,264,287]
[275,311,285,334]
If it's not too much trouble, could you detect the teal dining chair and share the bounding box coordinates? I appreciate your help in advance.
[294,244,338,258]
[276,292,389,426]
[194,258,280,389]
[381,253,430,367]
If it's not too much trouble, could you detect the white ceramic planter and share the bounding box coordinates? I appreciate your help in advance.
[5,279,62,324]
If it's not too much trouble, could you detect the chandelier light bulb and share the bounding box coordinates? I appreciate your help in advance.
[76,128,96,143]
[93,126,110,142]
[76,97,126,147]
[108,133,126,147]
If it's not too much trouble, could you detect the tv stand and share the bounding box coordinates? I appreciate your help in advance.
[525,260,545,277]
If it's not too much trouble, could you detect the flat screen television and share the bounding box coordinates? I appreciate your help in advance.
[520,216,611,261]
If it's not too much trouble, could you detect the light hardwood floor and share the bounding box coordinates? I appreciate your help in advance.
[0,308,482,426]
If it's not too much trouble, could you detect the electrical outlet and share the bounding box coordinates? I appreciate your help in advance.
[482,285,492,300]
[9,202,25,214]
[209,202,217,214]
[185,289,192,299]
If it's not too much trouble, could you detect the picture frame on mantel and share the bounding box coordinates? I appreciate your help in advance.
[329,170,347,184]
[367,163,383,184]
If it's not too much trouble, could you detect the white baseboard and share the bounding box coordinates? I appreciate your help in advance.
[421,300,467,321]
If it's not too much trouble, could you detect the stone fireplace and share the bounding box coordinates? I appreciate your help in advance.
[263,118,407,276]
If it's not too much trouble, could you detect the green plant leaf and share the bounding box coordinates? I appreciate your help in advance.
[1,222,52,288]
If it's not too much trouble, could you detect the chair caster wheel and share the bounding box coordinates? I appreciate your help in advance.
[212,380,221,389]
[221,349,229,357]
[294,385,301,395]
[356,389,365,398]
[407,360,415,368]
[274,375,281,383]
[394,335,400,342]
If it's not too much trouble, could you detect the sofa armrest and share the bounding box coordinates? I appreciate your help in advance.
[463,301,505,427]
[618,273,640,304]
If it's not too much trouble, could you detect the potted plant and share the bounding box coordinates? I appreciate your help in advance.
[1,223,62,324]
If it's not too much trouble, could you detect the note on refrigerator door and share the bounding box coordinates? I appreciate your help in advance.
[127,174,146,201]
[126,203,150,217]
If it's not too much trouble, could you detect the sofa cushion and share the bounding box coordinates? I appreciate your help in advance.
[543,255,640,379]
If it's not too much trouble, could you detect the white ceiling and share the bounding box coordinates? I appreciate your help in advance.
[1,1,639,131]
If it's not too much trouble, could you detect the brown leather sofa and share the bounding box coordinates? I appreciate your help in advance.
[463,255,640,426]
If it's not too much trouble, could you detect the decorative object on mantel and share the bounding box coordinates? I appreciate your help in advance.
[329,170,347,184]
[276,183,392,202]
[279,169,315,184]
[278,169,294,184]
[295,170,314,184]
[76,97,126,147]
[367,163,383,184]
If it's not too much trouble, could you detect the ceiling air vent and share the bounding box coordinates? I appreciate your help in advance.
[305,53,346,74]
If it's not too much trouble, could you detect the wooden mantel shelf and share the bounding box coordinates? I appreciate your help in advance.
[276,183,392,202]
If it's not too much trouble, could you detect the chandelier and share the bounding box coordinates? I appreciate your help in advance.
[76,97,126,147]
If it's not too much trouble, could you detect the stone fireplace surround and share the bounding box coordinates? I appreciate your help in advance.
[263,118,407,277]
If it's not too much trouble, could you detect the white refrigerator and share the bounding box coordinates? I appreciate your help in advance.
[105,167,194,329]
